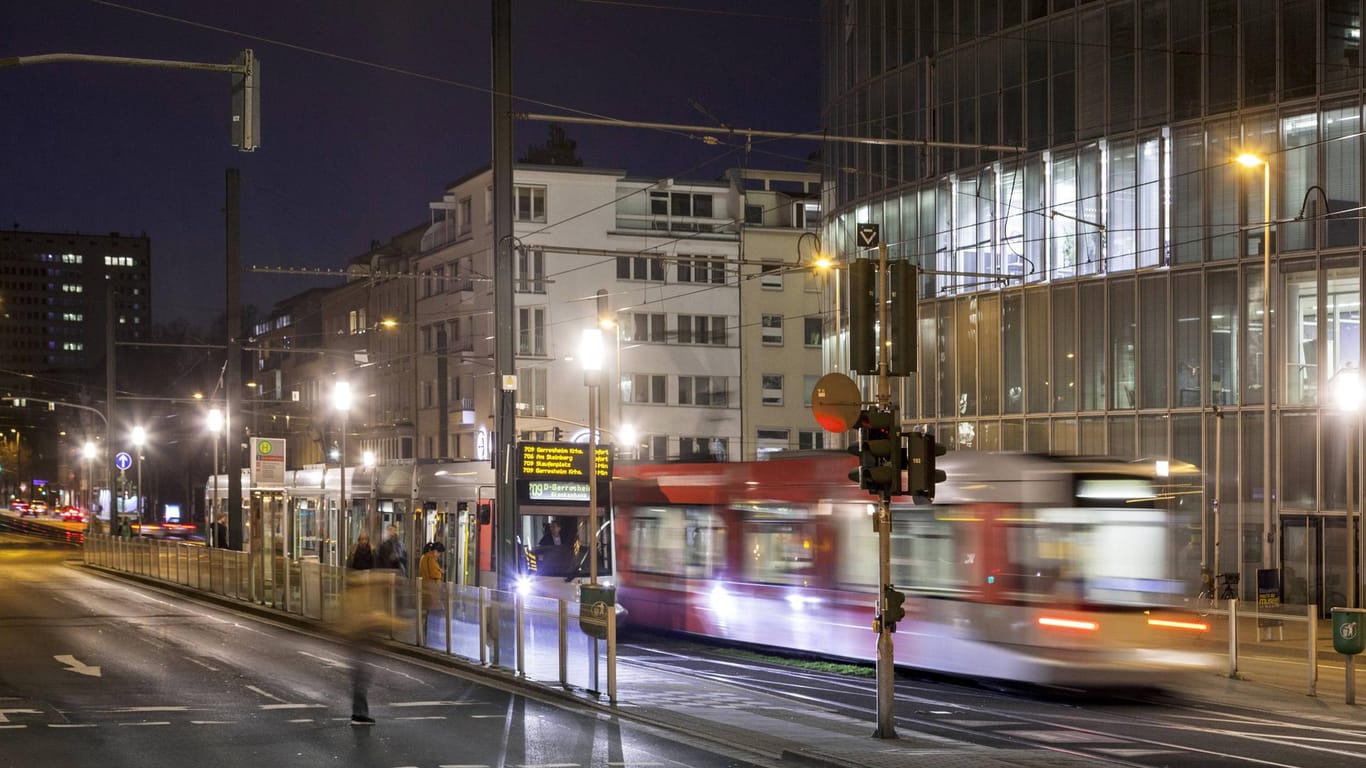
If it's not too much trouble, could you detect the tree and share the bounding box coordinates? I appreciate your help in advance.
[518,123,583,166]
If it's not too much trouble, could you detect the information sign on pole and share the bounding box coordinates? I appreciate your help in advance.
[250,437,286,490]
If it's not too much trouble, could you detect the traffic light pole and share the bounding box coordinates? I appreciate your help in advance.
[873,240,897,740]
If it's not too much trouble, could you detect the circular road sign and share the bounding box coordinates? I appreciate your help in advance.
[811,372,863,433]
[114,452,133,471]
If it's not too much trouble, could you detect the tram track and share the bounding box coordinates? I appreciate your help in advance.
[617,638,1364,767]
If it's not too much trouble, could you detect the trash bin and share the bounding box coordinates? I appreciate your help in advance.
[1331,607,1366,655]
[579,584,616,640]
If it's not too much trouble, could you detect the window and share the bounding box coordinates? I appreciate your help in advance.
[348,308,367,334]
[458,197,472,234]
[744,204,764,224]
[761,374,784,405]
[516,366,548,417]
[680,436,727,461]
[624,374,667,404]
[432,264,447,294]
[616,254,665,281]
[679,376,729,406]
[517,307,546,356]
[756,428,790,459]
[804,317,822,347]
[761,314,783,345]
[625,312,667,343]
[516,247,545,293]
[760,261,783,289]
[798,430,825,450]
[514,185,546,222]
[677,255,727,284]
[677,315,727,346]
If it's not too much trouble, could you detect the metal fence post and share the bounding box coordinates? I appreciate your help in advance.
[607,606,617,705]
[514,591,525,677]
[558,599,568,688]
[1309,603,1318,697]
[1227,598,1239,678]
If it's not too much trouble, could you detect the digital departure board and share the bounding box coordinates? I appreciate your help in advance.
[515,442,612,507]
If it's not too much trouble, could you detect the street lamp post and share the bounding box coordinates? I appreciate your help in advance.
[207,409,222,546]
[333,381,352,567]
[131,426,146,523]
[1239,153,1275,577]
[580,327,606,694]
[1335,369,1363,608]
[82,441,96,521]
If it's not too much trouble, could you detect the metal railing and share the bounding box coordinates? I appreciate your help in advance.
[83,535,616,702]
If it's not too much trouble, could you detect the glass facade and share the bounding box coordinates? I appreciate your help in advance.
[823,0,1365,610]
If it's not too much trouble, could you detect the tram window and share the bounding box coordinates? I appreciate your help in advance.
[627,506,721,578]
[892,517,973,594]
[742,521,815,585]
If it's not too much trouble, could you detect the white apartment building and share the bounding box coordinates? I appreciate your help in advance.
[415,164,749,462]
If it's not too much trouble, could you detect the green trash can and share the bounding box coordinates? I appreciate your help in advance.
[579,584,616,640]
[1331,607,1366,655]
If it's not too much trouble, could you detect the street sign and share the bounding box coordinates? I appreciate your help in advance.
[857,223,881,248]
[114,452,132,471]
[811,372,863,432]
[251,437,286,490]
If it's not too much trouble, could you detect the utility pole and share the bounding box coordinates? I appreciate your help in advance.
[492,0,517,595]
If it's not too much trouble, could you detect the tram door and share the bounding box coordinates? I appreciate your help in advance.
[249,490,287,605]
[1282,515,1354,617]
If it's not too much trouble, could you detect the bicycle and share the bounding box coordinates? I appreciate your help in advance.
[1194,568,1239,615]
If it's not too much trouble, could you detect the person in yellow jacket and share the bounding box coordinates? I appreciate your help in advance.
[418,542,444,630]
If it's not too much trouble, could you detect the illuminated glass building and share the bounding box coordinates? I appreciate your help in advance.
[821,1,1363,611]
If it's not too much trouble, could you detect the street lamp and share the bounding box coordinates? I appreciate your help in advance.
[1238,152,1274,575]
[1335,368,1363,608]
[333,380,352,567]
[130,426,146,523]
[207,409,222,546]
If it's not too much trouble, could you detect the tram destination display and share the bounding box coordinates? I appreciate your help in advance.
[515,441,611,506]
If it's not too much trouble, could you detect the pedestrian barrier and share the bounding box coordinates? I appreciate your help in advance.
[82,534,617,702]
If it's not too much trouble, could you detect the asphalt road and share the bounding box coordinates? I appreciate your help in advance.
[0,535,771,768]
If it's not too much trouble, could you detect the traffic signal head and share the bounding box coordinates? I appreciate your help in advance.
[906,431,947,499]
[847,409,901,497]
[883,585,906,630]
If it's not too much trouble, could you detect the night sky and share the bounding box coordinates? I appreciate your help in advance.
[1,0,821,326]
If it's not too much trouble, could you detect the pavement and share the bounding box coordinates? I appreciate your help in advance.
[41,523,1360,768]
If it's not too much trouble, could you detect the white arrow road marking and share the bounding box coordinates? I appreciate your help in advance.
[53,655,101,678]
[0,709,42,723]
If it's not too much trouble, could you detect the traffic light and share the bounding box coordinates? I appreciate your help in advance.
[906,431,947,499]
[848,259,877,374]
[883,585,906,630]
[847,408,901,497]
[887,261,918,376]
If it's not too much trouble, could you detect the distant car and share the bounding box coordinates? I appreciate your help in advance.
[10,500,29,514]
[28,500,48,515]
[58,506,86,523]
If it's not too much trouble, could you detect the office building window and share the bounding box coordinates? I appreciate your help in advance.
[677,315,727,346]
[624,374,667,404]
[798,430,825,450]
[677,255,727,284]
[516,247,545,293]
[516,366,547,417]
[626,312,667,343]
[804,317,822,346]
[761,374,783,405]
[760,261,783,289]
[518,307,546,356]
[680,436,727,461]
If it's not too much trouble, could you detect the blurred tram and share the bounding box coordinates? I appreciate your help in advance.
[612,450,1214,688]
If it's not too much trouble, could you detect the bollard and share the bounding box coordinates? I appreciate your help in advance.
[514,591,525,677]
[558,600,568,688]
[1308,603,1318,697]
[1227,597,1239,678]
[607,606,617,705]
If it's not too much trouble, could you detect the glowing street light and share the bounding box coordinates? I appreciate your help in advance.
[207,409,223,545]
[333,380,352,566]
[130,426,146,522]
[1238,152,1274,575]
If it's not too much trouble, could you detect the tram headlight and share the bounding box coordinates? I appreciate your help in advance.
[515,575,534,597]
[709,584,736,620]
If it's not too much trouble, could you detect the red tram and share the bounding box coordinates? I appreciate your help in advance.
[611,450,1213,688]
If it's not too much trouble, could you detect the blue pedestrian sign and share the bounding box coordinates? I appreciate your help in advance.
[115,452,133,471]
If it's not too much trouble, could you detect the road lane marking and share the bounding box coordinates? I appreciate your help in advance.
[437,764,490,768]
[396,716,447,721]
[191,721,234,725]
[298,650,349,670]
[246,685,287,703]
[0,725,27,730]
[118,722,170,726]
[259,704,326,710]
[287,719,314,723]
[186,657,220,672]
[48,724,97,728]
[111,706,190,713]
[53,655,101,677]
[391,701,470,707]
[0,709,42,723]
